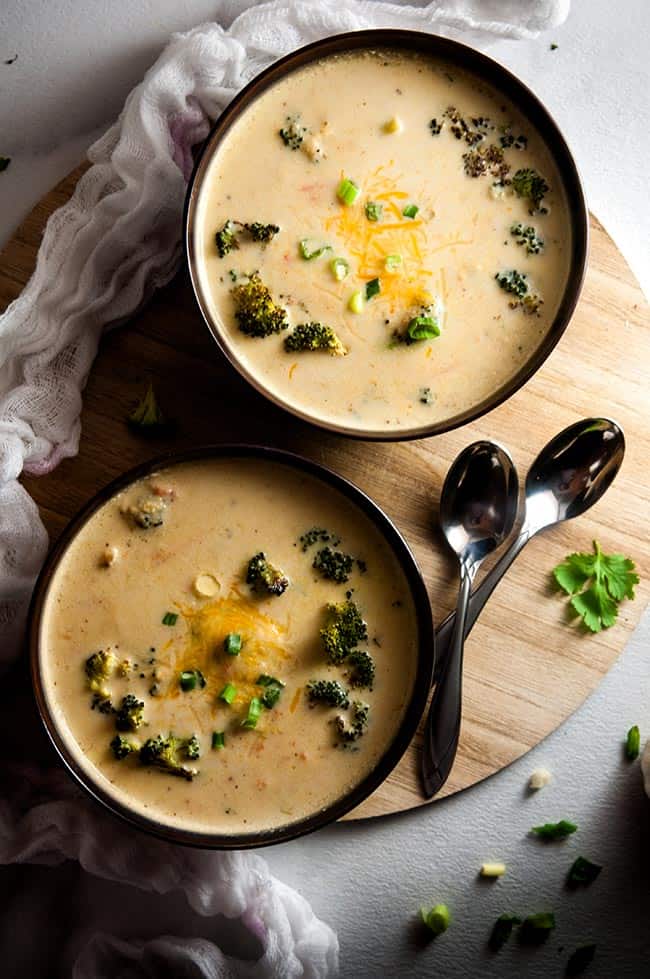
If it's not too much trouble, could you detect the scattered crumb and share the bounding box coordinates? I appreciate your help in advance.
[101,545,119,567]
[550,43,559,51]
[529,767,552,790]
[193,573,220,598]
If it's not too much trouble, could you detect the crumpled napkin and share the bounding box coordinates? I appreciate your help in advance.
[0,1,570,976]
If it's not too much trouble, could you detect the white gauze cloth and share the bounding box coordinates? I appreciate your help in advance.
[0,2,570,976]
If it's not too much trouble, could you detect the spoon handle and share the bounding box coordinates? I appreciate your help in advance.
[421,569,473,798]
[432,527,532,685]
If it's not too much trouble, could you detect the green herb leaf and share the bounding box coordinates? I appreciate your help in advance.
[403,203,419,219]
[553,540,639,632]
[224,632,242,656]
[420,903,450,936]
[407,315,440,341]
[241,696,263,729]
[520,912,555,944]
[211,731,226,750]
[625,724,641,760]
[218,682,237,705]
[365,201,383,222]
[566,945,596,976]
[180,669,206,692]
[532,819,577,841]
[488,914,522,952]
[162,611,178,626]
[567,856,602,887]
[365,277,381,300]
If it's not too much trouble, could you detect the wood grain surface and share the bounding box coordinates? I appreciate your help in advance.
[2,165,649,820]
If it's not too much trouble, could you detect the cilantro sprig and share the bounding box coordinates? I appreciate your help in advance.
[552,540,639,632]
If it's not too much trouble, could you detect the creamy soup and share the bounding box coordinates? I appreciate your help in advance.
[193,48,571,435]
[38,458,420,837]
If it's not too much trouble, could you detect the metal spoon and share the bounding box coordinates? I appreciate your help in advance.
[421,441,519,799]
[432,418,625,685]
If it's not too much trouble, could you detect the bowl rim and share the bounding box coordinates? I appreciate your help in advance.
[184,28,590,442]
[28,443,435,849]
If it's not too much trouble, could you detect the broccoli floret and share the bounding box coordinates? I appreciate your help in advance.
[215,220,280,257]
[139,733,199,780]
[284,322,347,355]
[85,649,118,700]
[231,273,288,338]
[313,546,354,583]
[114,694,145,732]
[127,382,170,435]
[110,734,139,760]
[246,551,289,596]
[510,222,544,255]
[335,701,370,742]
[185,734,201,760]
[307,679,350,708]
[511,167,549,213]
[279,114,307,150]
[495,270,543,316]
[299,527,341,551]
[123,495,168,529]
[346,650,375,690]
[320,600,368,665]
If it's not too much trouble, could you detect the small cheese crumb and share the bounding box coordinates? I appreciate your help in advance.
[480,862,506,878]
[101,545,119,567]
[193,573,220,598]
[383,115,402,134]
[529,767,552,790]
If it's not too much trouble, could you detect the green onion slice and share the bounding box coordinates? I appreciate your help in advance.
[407,315,440,341]
[224,633,242,656]
[626,724,640,759]
[257,673,285,709]
[299,238,332,261]
[403,203,419,219]
[348,290,365,314]
[241,696,263,729]
[384,254,403,273]
[180,669,206,692]
[219,682,237,705]
[330,257,350,281]
[337,177,360,206]
[365,201,383,222]
[162,611,178,626]
[212,731,226,750]
[365,278,381,300]
[257,674,285,688]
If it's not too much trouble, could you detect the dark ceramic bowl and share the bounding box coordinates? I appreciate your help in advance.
[185,29,589,441]
[29,445,434,849]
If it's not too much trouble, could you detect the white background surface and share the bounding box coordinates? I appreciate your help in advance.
[1,2,649,976]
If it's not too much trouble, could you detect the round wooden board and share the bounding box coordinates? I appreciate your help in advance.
[2,165,649,821]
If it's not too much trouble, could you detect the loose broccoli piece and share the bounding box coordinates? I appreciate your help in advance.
[139,733,199,780]
[85,649,118,700]
[185,734,201,760]
[279,114,307,150]
[335,701,370,742]
[127,382,169,435]
[123,495,168,529]
[511,167,549,214]
[510,222,544,255]
[114,694,145,732]
[231,273,288,338]
[313,546,354,583]
[346,650,375,689]
[215,220,280,257]
[284,322,347,355]
[320,600,368,665]
[257,674,285,709]
[110,734,139,760]
[495,270,543,315]
[299,527,341,551]
[307,679,350,708]
[246,551,289,596]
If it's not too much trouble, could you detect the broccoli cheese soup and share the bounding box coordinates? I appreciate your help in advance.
[192,46,573,435]
[36,454,426,841]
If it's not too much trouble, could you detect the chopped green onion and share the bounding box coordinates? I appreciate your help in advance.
[219,682,237,705]
[519,912,555,945]
[365,278,381,300]
[566,945,597,976]
[365,201,383,222]
[257,674,285,709]
[257,674,285,688]
[420,903,450,936]
[625,724,640,759]
[162,611,178,626]
[180,669,206,692]
[337,177,360,206]
[330,257,350,281]
[224,633,242,656]
[241,696,263,729]
[211,731,226,750]
[403,203,419,219]
[299,238,332,260]
[480,862,506,878]
[348,290,365,314]
[567,856,602,887]
[384,254,403,273]
[488,914,522,952]
[407,315,440,341]
[532,819,577,841]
